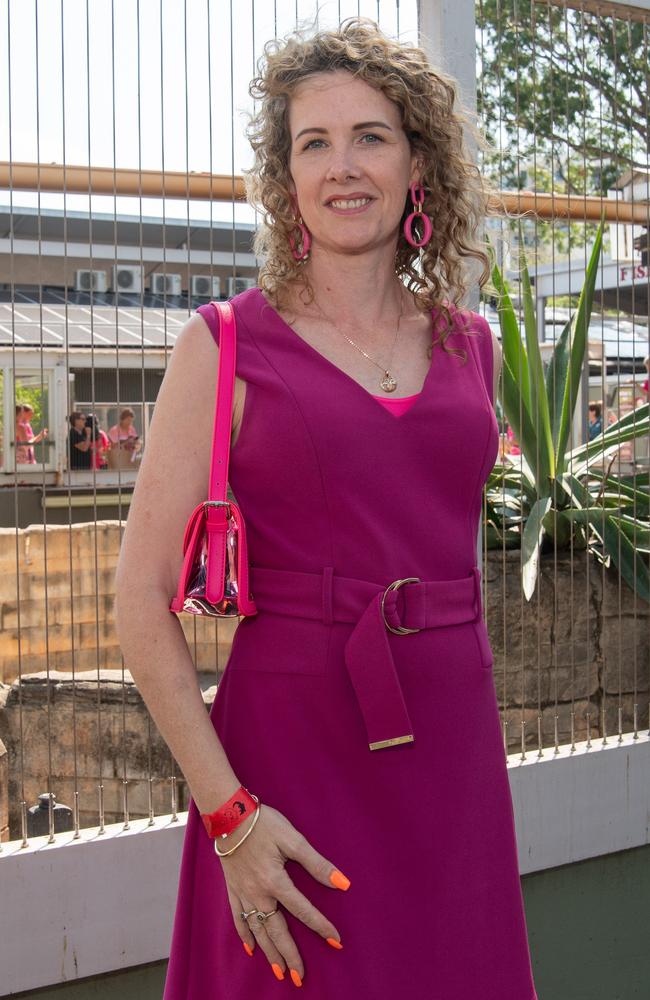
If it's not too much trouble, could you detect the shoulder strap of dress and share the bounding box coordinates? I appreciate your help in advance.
[196,301,220,346]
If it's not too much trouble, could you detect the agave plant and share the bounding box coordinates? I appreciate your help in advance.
[487,219,650,603]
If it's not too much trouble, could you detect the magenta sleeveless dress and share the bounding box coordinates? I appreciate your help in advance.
[162,287,538,999]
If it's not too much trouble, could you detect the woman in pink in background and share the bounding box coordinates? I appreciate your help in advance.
[86,413,110,470]
[506,423,521,456]
[15,403,48,464]
[108,407,141,462]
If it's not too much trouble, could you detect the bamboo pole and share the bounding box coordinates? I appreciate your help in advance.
[1,161,648,225]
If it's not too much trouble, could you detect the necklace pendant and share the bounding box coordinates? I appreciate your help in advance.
[380,372,397,393]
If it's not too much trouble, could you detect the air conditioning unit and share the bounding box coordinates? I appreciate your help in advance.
[112,265,143,293]
[150,273,182,296]
[191,275,221,299]
[75,269,108,293]
[226,276,257,298]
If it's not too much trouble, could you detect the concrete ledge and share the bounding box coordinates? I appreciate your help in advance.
[509,731,650,874]
[0,815,184,997]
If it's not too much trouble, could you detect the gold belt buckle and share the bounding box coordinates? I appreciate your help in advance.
[380,577,422,635]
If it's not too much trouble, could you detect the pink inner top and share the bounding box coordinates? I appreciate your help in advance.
[370,391,421,416]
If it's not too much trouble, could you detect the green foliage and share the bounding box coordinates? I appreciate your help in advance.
[477,1,646,187]
[476,0,647,255]
[487,220,650,604]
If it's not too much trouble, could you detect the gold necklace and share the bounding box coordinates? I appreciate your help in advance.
[313,294,404,393]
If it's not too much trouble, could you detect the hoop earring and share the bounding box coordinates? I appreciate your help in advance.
[288,216,311,261]
[403,182,433,248]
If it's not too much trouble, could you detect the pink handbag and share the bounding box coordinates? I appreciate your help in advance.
[168,301,258,618]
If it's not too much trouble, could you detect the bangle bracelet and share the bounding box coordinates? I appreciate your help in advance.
[214,804,261,857]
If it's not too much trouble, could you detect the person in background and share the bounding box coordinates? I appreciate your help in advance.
[633,356,650,408]
[68,411,92,469]
[15,403,48,464]
[86,413,110,470]
[506,422,521,456]
[108,407,142,462]
[588,402,603,440]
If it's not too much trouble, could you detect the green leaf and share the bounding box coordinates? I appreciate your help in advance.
[521,495,553,600]
[552,221,604,473]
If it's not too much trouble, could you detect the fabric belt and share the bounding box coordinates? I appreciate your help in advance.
[247,566,484,752]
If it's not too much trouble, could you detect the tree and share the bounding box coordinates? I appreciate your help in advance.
[476,0,649,197]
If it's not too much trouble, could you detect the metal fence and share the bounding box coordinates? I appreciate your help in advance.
[0,0,648,845]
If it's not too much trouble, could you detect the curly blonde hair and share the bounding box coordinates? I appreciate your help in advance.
[243,17,495,356]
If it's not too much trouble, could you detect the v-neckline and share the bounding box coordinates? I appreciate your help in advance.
[257,288,437,421]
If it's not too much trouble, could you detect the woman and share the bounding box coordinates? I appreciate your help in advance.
[67,411,92,470]
[86,413,110,470]
[115,19,537,999]
[108,407,141,466]
[15,403,48,464]
[108,407,140,453]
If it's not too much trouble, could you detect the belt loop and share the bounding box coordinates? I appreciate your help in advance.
[471,566,483,623]
[322,566,334,625]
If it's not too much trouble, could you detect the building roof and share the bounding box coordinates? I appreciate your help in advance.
[0,299,189,349]
[0,204,256,254]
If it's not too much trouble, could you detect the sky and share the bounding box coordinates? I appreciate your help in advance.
[0,0,419,226]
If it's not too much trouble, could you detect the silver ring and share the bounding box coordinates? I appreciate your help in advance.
[240,908,258,921]
[255,907,279,923]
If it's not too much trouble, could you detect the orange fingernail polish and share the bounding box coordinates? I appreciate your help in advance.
[329,869,351,891]
[290,969,303,987]
[326,937,343,949]
[271,963,285,981]
[243,941,254,957]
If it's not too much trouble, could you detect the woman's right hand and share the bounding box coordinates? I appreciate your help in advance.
[218,802,349,986]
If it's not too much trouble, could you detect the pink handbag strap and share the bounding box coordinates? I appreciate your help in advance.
[204,301,237,601]
[208,300,236,502]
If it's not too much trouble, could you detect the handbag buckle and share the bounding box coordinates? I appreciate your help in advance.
[380,577,421,635]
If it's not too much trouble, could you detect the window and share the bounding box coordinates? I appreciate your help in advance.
[10,369,55,473]
[74,402,146,471]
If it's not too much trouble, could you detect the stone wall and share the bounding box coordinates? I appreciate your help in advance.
[0,669,218,840]
[486,548,650,748]
[0,520,237,684]
[0,537,648,840]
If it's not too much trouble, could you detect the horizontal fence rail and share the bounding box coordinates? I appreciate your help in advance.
[2,161,649,224]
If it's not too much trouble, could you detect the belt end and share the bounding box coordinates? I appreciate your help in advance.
[368,734,414,751]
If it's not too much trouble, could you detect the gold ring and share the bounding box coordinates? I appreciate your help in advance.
[255,908,279,923]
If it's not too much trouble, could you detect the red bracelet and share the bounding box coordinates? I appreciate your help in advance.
[200,785,259,839]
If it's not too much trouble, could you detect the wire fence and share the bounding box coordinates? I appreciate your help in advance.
[0,0,648,845]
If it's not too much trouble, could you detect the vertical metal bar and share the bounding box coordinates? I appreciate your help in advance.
[156,0,178,821]
[34,0,57,845]
[59,0,81,840]
[6,0,29,850]
[622,10,636,745]
[82,0,103,836]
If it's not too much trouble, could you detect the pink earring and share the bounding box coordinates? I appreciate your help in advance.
[288,199,311,261]
[289,218,311,261]
[403,182,433,248]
